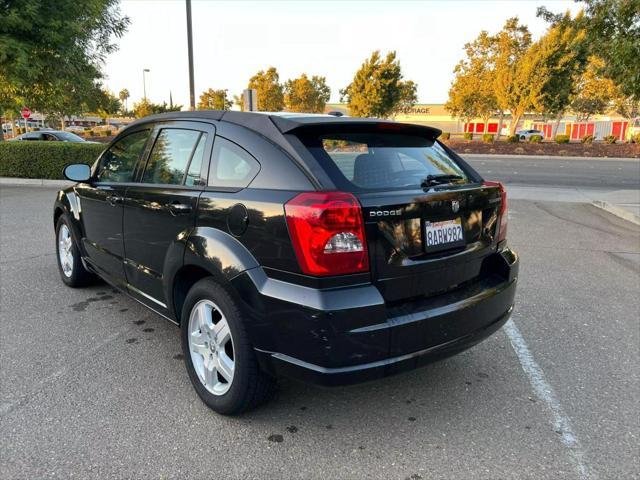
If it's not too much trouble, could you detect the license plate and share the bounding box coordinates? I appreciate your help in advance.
[424,218,465,251]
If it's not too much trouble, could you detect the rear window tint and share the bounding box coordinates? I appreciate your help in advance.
[300,131,471,192]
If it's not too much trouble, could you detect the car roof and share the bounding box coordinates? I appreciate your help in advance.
[25,130,65,134]
[122,111,442,175]
[125,110,441,141]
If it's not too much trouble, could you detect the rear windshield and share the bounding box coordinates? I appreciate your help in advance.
[299,131,472,192]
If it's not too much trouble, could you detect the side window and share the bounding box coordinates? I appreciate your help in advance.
[95,130,149,183]
[208,137,260,189]
[142,129,201,185]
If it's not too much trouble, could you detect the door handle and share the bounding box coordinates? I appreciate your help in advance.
[167,202,192,215]
[106,195,124,206]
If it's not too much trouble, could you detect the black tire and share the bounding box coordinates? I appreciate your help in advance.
[180,277,276,415]
[55,214,95,287]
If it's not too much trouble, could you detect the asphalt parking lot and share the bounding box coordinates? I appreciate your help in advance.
[1,179,639,479]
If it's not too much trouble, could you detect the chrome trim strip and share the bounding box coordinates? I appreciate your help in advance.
[128,294,178,326]
[127,284,167,309]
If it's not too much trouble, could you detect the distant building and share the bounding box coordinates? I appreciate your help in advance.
[325,103,635,141]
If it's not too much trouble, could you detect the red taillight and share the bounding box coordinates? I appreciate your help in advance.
[284,191,369,276]
[484,181,508,243]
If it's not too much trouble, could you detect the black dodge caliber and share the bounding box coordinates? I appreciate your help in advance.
[54,111,518,415]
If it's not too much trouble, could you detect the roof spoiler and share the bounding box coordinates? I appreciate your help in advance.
[270,116,442,140]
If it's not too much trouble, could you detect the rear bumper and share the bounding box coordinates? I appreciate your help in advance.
[232,248,518,386]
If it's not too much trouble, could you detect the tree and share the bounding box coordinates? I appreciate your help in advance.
[0,75,21,141]
[569,56,617,121]
[132,99,182,118]
[340,51,417,118]
[533,12,589,135]
[284,74,331,113]
[0,0,129,138]
[540,0,639,101]
[197,88,232,110]
[32,71,106,129]
[248,67,284,111]
[445,31,498,130]
[613,95,640,121]
[232,94,244,111]
[133,99,153,119]
[96,89,122,125]
[118,89,130,114]
[491,18,535,135]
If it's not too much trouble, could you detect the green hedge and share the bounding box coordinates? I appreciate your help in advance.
[0,141,105,179]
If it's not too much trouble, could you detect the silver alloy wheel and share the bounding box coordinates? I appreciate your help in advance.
[188,299,235,396]
[57,224,74,278]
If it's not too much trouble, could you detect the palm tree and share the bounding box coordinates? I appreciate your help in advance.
[118,89,130,114]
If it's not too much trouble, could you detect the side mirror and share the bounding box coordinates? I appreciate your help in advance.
[63,164,91,183]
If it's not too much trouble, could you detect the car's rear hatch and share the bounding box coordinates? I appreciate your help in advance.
[358,185,502,302]
[289,121,504,303]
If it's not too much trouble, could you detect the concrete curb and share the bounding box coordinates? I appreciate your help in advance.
[592,200,640,226]
[0,177,72,188]
[463,153,639,161]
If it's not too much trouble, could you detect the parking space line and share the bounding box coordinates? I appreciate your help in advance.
[504,319,595,480]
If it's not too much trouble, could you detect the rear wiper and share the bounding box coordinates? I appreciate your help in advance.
[421,174,463,189]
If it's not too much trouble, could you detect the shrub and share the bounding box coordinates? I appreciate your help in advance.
[555,134,570,144]
[581,135,594,144]
[604,135,617,144]
[482,133,494,143]
[630,133,640,144]
[463,132,473,141]
[102,130,112,137]
[0,141,104,179]
[439,132,450,141]
[529,134,542,143]
[506,135,519,143]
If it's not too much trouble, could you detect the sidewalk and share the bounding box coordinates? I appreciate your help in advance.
[0,177,72,188]
[507,184,640,224]
[464,153,640,161]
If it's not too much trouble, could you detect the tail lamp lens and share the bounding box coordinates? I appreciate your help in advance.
[484,181,508,243]
[284,191,369,276]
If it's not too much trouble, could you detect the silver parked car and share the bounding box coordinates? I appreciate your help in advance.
[10,130,88,142]
[515,129,544,141]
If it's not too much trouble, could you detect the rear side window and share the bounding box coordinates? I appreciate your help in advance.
[300,130,471,191]
[142,129,203,185]
[208,137,260,189]
[95,129,149,183]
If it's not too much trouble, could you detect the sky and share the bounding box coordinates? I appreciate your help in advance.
[103,0,581,108]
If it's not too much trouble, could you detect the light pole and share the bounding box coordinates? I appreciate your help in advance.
[186,0,195,111]
[142,68,150,101]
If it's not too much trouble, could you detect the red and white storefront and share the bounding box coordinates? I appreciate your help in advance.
[463,122,501,134]
[531,120,629,141]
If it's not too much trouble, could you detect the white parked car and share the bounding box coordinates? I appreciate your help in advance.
[516,129,544,141]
